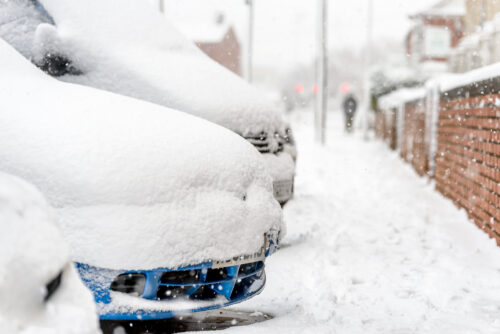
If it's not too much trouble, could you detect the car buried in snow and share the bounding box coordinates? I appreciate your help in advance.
[0,172,101,334]
[0,0,296,205]
[0,39,283,320]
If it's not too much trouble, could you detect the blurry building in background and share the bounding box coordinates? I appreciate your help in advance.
[372,1,466,117]
[465,0,500,33]
[449,0,500,72]
[165,9,242,76]
[406,0,465,72]
[194,13,242,76]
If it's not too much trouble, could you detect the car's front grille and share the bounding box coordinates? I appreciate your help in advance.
[245,133,272,153]
[231,274,262,299]
[110,261,265,303]
[244,132,286,154]
[156,285,192,300]
[206,267,229,282]
[238,261,262,275]
[159,269,200,284]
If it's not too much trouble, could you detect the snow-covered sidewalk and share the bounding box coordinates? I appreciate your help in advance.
[223,109,500,334]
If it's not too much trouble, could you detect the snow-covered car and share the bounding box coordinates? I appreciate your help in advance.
[0,39,283,320]
[0,0,296,205]
[0,172,101,334]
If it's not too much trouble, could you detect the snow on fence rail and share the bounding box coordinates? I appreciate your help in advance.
[376,74,500,244]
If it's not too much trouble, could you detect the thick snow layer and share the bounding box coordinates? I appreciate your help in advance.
[379,87,426,110]
[261,153,295,182]
[0,40,282,270]
[102,292,227,316]
[378,90,402,110]
[398,87,426,103]
[0,172,100,334]
[440,61,500,92]
[220,110,500,333]
[33,0,285,136]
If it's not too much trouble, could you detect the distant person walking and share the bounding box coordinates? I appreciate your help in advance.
[342,94,357,132]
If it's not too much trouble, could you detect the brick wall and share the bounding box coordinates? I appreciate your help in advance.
[401,99,429,176]
[378,76,500,245]
[375,108,397,150]
[385,108,398,150]
[435,91,500,244]
[375,111,386,140]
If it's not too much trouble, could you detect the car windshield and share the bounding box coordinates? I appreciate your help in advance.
[0,0,51,57]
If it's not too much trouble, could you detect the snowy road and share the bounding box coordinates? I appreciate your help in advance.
[220,109,500,334]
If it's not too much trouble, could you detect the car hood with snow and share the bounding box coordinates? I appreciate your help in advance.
[0,172,100,334]
[30,0,286,137]
[0,39,283,271]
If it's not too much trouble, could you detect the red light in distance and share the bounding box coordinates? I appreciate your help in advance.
[295,84,304,94]
[340,83,350,93]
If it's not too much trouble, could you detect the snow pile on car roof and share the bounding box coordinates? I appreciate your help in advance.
[34,0,284,136]
[0,172,100,334]
[0,40,282,271]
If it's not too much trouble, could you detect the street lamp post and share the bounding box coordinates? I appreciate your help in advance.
[362,0,373,140]
[246,0,254,83]
[315,0,328,144]
[480,0,486,28]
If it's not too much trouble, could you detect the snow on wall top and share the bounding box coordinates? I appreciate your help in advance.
[385,62,500,100]
[0,172,100,334]
[426,72,460,88]
[35,0,284,136]
[379,91,402,110]
[0,40,282,270]
[379,87,426,110]
[440,62,500,92]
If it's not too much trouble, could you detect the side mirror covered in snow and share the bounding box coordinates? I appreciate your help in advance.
[33,23,81,76]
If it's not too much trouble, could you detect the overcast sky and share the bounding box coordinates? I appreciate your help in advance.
[162,0,439,71]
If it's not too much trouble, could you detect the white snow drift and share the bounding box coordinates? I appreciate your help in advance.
[0,39,282,271]
[0,172,100,334]
[226,110,500,334]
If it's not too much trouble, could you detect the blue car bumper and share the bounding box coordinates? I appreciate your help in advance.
[76,230,280,321]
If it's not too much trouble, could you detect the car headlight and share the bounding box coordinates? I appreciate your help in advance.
[44,269,63,302]
[285,128,295,145]
[243,131,284,154]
